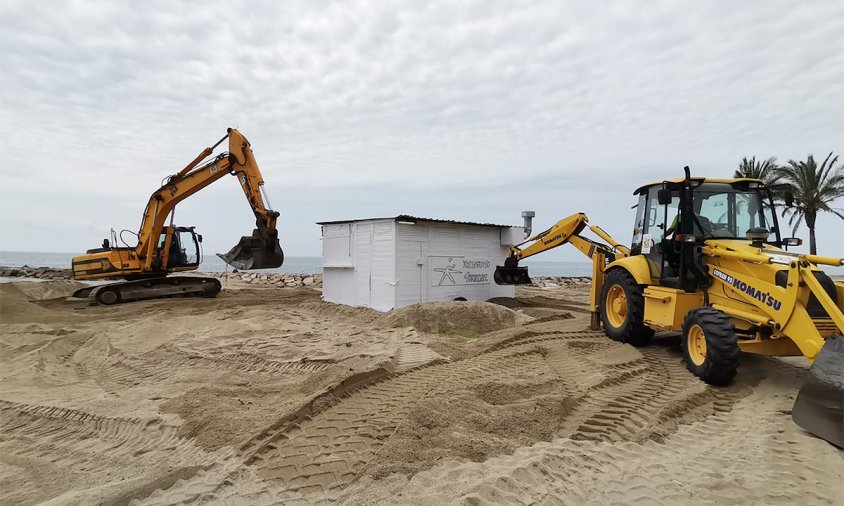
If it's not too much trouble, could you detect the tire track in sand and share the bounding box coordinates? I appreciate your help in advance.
[130,331,747,504]
[250,349,547,495]
[76,345,335,392]
[0,400,222,505]
[241,331,725,499]
[374,356,838,506]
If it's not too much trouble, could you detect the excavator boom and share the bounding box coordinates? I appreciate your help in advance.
[134,128,283,271]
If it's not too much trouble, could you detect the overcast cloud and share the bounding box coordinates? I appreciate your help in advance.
[1,0,842,263]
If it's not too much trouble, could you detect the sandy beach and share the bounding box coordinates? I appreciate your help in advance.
[1,279,841,505]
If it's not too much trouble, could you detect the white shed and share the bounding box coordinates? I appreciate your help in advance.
[318,215,525,311]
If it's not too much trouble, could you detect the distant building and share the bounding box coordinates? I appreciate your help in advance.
[317,216,524,311]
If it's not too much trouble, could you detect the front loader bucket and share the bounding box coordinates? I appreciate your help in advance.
[217,230,284,270]
[494,266,532,285]
[792,336,844,448]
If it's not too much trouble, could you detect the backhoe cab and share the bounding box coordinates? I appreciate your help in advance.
[495,167,844,447]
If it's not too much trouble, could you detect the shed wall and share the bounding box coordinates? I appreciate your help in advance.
[394,222,515,308]
[321,221,395,311]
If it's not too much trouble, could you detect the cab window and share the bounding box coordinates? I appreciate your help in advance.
[177,230,199,264]
[631,194,646,252]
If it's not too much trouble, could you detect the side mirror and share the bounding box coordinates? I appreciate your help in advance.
[783,191,794,207]
[783,237,802,247]
[197,234,203,243]
[657,189,672,205]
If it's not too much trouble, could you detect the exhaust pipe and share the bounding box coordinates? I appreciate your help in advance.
[522,210,535,239]
[494,211,536,285]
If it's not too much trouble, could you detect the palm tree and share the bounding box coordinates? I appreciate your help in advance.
[776,152,844,254]
[734,156,782,188]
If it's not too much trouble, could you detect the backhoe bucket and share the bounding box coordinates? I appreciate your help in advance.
[494,266,532,285]
[217,230,284,271]
[792,336,844,448]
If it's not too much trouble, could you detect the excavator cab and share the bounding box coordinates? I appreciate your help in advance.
[159,226,201,270]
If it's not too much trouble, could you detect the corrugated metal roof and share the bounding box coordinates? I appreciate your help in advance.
[316,214,516,228]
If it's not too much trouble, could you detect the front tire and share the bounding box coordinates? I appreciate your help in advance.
[600,269,654,346]
[681,307,739,385]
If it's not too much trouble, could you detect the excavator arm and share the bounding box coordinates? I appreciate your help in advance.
[135,128,283,271]
[495,213,629,283]
[494,213,629,328]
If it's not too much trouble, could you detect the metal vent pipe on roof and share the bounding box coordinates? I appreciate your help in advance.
[521,211,535,239]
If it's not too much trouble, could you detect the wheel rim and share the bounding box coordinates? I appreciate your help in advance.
[605,284,627,328]
[687,324,707,366]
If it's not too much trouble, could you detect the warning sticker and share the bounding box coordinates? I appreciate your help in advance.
[641,234,653,254]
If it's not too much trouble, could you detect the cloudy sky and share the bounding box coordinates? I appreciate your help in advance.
[1,0,842,264]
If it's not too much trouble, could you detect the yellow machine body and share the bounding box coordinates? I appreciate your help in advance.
[72,225,200,280]
[624,242,844,362]
[494,171,843,446]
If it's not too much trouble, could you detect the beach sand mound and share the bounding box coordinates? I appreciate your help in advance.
[295,300,382,324]
[0,283,59,323]
[10,280,88,300]
[379,301,532,334]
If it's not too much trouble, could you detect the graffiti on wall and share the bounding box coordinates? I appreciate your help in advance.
[430,256,492,286]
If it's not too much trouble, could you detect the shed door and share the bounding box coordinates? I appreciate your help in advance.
[354,225,373,306]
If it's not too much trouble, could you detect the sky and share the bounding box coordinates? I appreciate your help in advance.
[1,0,842,264]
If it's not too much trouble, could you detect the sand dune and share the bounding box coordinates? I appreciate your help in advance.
[0,280,841,504]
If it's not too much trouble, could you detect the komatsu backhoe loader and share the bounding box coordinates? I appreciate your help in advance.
[71,128,284,305]
[495,167,844,447]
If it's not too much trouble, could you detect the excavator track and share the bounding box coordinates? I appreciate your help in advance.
[73,276,222,306]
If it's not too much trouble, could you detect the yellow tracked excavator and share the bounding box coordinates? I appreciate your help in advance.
[71,128,283,305]
[495,167,844,447]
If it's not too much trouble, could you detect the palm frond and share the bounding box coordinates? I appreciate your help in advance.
[774,151,843,247]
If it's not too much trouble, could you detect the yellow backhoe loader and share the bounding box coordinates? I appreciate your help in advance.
[495,167,844,447]
[71,128,283,305]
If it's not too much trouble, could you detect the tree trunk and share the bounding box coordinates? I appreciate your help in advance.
[806,212,817,255]
[808,227,816,254]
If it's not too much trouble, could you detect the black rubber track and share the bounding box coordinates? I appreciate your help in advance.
[600,268,654,346]
[681,307,740,385]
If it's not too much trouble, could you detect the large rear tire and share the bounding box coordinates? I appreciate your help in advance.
[681,307,739,385]
[600,269,654,346]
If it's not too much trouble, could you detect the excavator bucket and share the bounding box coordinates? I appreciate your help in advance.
[792,336,844,448]
[494,266,532,285]
[218,230,284,270]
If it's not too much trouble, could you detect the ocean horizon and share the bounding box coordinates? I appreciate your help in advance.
[0,251,599,277]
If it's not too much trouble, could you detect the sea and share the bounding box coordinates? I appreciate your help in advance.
[0,251,597,277]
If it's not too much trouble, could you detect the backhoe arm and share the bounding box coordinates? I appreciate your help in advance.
[510,213,630,263]
[494,213,628,285]
[135,128,281,271]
